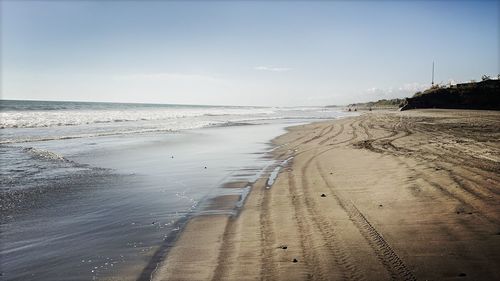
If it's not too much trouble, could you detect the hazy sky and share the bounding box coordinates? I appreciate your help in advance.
[1,1,498,106]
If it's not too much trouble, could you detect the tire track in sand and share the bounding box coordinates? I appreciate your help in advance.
[358,118,373,139]
[297,154,365,281]
[360,116,500,224]
[315,160,417,281]
[211,216,237,281]
[287,171,328,280]
[287,116,416,281]
[319,123,345,145]
[260,181,277,280]
[326,119,362,147]
[300,124,336,145]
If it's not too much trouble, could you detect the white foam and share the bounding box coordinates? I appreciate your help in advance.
[0,107,275,129]
[0,104,351,145]
[23,147,67,161]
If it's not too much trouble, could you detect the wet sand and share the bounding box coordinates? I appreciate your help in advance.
[153,109,500,281]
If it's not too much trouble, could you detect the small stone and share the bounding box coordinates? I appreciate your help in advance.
[204,166,207,169]
[379,204,383,207]
[281,245,288,249]
[329,172,333,175]
[292,258,298,263]
[458,273,466,277]
[321,194,326,197]
[468,212,473,215]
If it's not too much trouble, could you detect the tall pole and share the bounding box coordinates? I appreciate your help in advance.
[432,61,435,87]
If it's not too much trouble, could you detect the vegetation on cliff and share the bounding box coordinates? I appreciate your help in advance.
[400,78,499,111]
[347,98,405,110]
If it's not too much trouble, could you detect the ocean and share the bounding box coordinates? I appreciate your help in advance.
[0,100,349,280]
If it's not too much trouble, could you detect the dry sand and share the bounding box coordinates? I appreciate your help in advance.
[153,109,500,281]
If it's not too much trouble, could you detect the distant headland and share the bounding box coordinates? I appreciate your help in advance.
[346,75,500,111]
[400,77,499,111]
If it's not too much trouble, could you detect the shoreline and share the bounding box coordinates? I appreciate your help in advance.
[151,109,500,281]
[4,117,331,281]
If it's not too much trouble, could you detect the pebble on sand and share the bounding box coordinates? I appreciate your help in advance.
[321,194,326,197]
[292,258,298,263]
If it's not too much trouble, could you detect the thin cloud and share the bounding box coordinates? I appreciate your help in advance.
[254,66,292,72]
[366,82,429,99]
[113,73,224,83]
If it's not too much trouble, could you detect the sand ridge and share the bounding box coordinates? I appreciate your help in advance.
[153,109,500,281]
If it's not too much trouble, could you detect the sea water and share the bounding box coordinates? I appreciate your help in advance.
[0,100,348,280]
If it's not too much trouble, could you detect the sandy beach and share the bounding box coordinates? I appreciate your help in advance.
[153,109,500,281]
[3,2,498,280]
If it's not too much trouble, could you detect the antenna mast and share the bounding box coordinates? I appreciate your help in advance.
[431,61,435,87]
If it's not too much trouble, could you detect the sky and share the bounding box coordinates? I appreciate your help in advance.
[1,1,498,106]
